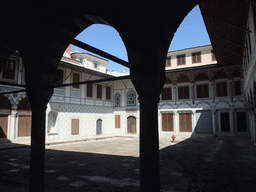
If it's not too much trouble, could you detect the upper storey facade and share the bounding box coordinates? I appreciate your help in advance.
[165,44,217,70]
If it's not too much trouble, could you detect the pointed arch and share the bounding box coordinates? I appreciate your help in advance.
[176,74,190,83]
[195,73,209,81]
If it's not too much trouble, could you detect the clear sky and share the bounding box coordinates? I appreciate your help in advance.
[73,5,211,73]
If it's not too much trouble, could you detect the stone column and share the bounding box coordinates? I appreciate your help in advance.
[229,79,233,102]
[211,109,216,136]
[230,109,235,135]
[211,80,215,103]
[174,84,177,105]
[9,110,17,140]
[174,111,178,134]
[191,83,195,104]
[192,110,196,132]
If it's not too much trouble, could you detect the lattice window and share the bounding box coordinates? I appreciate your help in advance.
[115,115,121,128]
[161,87,172,100]
[196,84,209,98]
[71,119,79,135]
[216,82,228,97]
[115,93,121,107]
[162,114,173,131]
[127,90,136,106]
[178,86,189,99]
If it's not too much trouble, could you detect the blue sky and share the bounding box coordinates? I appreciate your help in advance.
[73,5,211,73]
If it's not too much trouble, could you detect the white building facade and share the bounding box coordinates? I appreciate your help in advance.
[0,44,248,141]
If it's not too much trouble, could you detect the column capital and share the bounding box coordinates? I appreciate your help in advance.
[211,109,216,114]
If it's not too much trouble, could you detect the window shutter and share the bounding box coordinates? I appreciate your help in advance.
[97,84,102,99]
[72,73,80,89]
[115,115,121,128]
[106,86,111,100]
[162,114,168,131]
[87,83,93,97]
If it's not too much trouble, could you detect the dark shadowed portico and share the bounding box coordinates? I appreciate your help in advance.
[2,0,251,191]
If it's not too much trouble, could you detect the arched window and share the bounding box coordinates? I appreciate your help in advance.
[115,93,121,107]
[127,90,136,106]
[195,73,209,81]
[176,75,190,83]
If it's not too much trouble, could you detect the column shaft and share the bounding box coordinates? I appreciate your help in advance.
[29,106,47,191]
[139,99,160,192]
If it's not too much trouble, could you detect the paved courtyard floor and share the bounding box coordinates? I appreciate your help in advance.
[0,136,256,191]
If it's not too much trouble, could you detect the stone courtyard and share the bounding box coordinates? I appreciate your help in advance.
[0,136,256,191]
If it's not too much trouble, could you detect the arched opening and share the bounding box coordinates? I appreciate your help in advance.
[176,75,190,83]
[195,73,209,81]
[96,119,102,135]
[127,116,136,134]
[75,24,128,74]
[127,90,136,106]
[0,95,11,138]
[17,97,32,137]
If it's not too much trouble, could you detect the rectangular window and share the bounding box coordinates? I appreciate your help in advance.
[211,50,216,61]
[72,73,80,89]
[2,59,16,80]
[166,57,171,67]
[161,87,172,100]
[55,69,63,85]
[115,115,121,128]
[178,86,189,99]
[87,83,93,97]
[106,86,111,100]
[71,119,79,135]
[192,52,201,63]
[179,113,192,132]
[177,54,186,65]
[162,114,174,131]
[196,84,209,98]
[97,84,102,99]
[216,82,228,97]
[234,81,241,96]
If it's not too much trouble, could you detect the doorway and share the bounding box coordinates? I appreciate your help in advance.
[236,112,247,132]
[127,116,136,134]
[96,119,102,135]
[220,112,230,132]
